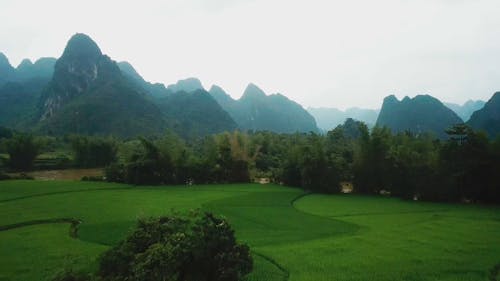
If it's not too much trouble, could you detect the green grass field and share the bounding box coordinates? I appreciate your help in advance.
[0,180,499,281]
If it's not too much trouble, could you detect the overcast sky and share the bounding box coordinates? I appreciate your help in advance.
[1,0,500,109]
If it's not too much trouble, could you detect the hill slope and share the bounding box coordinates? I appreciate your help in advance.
[376,95,462,138]
[467,92,500,138]
[209,84,318,133]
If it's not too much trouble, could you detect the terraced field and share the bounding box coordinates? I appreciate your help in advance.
[0,180,499,281]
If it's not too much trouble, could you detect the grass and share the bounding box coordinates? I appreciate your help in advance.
[0,180,499,281]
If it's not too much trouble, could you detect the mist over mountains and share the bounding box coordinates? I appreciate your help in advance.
[444,100,486,122]
[0,33,499,138]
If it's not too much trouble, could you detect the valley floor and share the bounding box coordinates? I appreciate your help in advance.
[0,180,499,281]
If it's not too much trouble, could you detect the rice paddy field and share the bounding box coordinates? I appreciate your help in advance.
[0,180,499,281]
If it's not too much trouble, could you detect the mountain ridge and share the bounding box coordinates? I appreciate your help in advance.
[209,84,318,133]
[376,94,463,139]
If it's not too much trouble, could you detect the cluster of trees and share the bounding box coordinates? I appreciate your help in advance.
[1,120,499,203]
[3,134,42,170]
[352,124,500,203]
[102,119,499,203]
[53,211,252,281]
[105,132,257,185]
[0,132,117,171]
[70,135,117,168]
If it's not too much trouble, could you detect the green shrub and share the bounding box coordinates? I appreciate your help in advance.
[98,211,253,281]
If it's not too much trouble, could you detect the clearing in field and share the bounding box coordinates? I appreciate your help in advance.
[0,180,499,281]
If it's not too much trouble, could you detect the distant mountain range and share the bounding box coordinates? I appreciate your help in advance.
[0,33,499,138]
[0,53,55,85]
[307,107,379,131]
[444,100,486,122]
[0,33,316,137]
[209,84,318,133]
[376,95,463,139]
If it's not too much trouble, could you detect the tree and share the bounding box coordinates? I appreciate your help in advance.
[98,211,253,281]
[5,134,42,171]
[70,135,117,168]
[353,126,393,194]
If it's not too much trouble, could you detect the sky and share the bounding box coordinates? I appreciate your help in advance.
[1,0,500,109]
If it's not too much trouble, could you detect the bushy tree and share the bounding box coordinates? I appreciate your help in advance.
[98,211,253,281]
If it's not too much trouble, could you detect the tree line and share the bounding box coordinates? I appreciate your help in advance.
[1,120,499,203]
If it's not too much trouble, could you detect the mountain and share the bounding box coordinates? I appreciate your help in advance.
[467,92,500,138]
[156,89,237,138]
[0,53,16,85]
[376,95,462,139]
[15,57,56,81]
[37,33,166,136]
[117,61,171,98]
[0,54,56,129]
[209,84,318,133]
[308,107,379,131]
[0,78,48,129]
[445,100,486,122]
[167,77,204,93]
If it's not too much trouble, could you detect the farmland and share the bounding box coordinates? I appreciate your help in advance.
[0,180,499,281]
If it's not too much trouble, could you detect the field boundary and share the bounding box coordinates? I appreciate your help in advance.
[0,218,81,237]
[291,193,450,218]
[253,251,290,281]
[0,187,131,203]
[290,191,313,206]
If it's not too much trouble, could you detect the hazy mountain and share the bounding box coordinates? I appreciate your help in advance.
[308,107,379,131]
[0,54,56,129]
[209,84,318,133]
[167,77,204,93]
[467,92,500,138]
[376,95,462,139]
[117,61,172,98]
[209,85,236,109]
[445,100,486,122]
[37,33,166,136]
[15,57,56,81]
[156,89,237,138]
[0,52,16,85]
[0,78,48,129]
[117,62,236,136]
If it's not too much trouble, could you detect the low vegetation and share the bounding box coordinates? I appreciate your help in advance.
[54,212,252,281]
[0,181,499,281]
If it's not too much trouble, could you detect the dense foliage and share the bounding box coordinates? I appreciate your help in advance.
[53,212,252,281]
[100,119,500,203]
[70,135,117,168]
[4,134,42,171]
